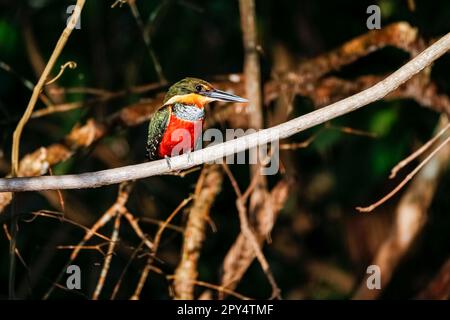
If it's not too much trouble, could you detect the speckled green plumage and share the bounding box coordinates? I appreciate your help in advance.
[146,105,170,160]
[146,77,245,161]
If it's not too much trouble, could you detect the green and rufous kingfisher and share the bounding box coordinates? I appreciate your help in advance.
[146,77,248,163]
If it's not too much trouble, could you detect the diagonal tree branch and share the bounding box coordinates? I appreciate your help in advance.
[1,31,450,192]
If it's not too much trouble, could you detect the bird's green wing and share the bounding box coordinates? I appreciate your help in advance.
[146,105,171,160]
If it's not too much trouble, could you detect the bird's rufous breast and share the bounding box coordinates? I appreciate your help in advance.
[158,114,203,158]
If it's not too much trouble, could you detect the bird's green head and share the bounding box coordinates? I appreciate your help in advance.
[163,77,248,107]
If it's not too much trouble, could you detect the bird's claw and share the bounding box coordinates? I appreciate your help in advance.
[164,156,172,170]
[187,150,193,163]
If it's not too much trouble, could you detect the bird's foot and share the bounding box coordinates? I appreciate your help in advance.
[164,156,172,170]
[187,150,193,164]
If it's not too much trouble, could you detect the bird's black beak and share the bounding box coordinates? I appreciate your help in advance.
[202,89,248,103]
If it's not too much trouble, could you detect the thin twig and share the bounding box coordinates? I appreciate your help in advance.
[11,0,85,175]
[357,136,450,212]
[123,211,154,250]
[139,216,184,233]
[222,163,281,299]
[219,179,290,298]
[325,123,378,138]
[43,182,135,299]
[32,211,111,242]
[111,0,128,9]
[280,123,376,150]
[111,240,145,299]
[57,244,109,256]
[168,276,252,300]
[128,0,166,83]
[43,205,116,299]
[45,61,77,85]
[353,116,450,299]
[8,2,85,299]
[154,197,193,253]
[131,196,193,299]
[0,61,51,106]
[92,211,122,300]
[3,224,29,271]
[70,205,119,261]
[280,130,322,150]
[389,122,450,178]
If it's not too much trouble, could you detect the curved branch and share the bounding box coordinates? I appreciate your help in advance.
[1,31,450,192]
[11,0,85,175]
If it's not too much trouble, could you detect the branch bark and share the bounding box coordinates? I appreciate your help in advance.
[1,31,450,191]
[238,0,267,214]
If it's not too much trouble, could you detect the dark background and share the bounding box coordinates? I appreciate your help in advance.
[0,0,449,299]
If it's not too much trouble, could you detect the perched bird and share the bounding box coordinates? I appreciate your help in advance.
[146,77,248,162]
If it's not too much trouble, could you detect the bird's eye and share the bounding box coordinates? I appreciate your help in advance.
[195,85,203,92]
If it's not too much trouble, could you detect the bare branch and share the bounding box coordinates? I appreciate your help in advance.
[11,0,86,175]
[168,276,252,300]
[356,135,450,212]
[174,165,223,299]
[92,212,121,300]
[222,163,281,299]
[1,31,450,191]
[131,196,193,300]
[389,123,450,179]
[353,116,450,299]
